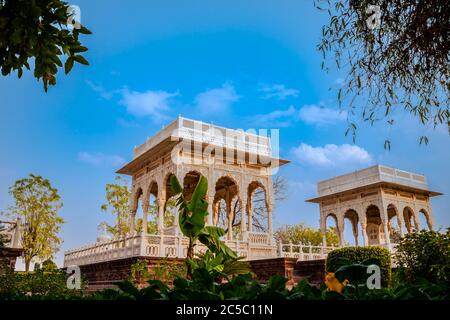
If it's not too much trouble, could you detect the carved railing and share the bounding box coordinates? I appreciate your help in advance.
[278,242,337,261]
[64,233,281,267]
[64,232,401,267]
[0,219,21,249]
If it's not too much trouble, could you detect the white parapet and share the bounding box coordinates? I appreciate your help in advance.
[317,164,429,197]
[132,116,272,160]
[63,232,278,267]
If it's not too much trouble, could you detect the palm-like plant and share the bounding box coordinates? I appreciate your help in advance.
[170,174,237,278]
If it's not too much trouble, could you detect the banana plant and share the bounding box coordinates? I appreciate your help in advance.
[170,174,237,278]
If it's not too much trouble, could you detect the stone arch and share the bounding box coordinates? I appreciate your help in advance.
[365,205,385,245]
[132,186,144,212]
[403,206,416,233]
[145,180,158,200]
[214,175,239,239]
[418,208,432,230]
[247,180,269,232]
[163,172,176,200]
[343,209,359,246]
[387,203,402,242]
[325,213,340,245]
[183,170,201,201]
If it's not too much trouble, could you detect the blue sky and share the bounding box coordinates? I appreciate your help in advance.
[0,0,448,267]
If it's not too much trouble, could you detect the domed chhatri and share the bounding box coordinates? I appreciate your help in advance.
[61,117,441,290]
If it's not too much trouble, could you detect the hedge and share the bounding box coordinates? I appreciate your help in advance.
[326,246,392,287]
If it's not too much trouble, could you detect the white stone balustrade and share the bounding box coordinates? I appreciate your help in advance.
[64,232,274,267]
[278,242,337,261]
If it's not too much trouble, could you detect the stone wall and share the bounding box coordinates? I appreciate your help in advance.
[77,256,185,291]
[77,256,326,291]
[248,257,298,283]
[0,247,23,274]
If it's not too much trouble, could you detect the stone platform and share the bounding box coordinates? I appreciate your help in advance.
[75,256,326,291]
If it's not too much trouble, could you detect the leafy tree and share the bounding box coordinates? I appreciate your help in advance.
[41,259,58,272]
[99,176,176,238]
[218,175,288,233]
[274,223,340,247]
[170,174,237,279]
[5,174,64,271]
[394,229,450,284]
[99,176,131,239]
[316,0,449,147]
[0,0,91,91]
[134,197,176,235]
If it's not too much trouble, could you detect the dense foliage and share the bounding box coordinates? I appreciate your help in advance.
[0,0,91,91]
[316,0,449,147]
[394,229,450,284]
[170,174,237,279]
[326,246,392,286]
[0,265,85,299]
[274,224,339,247]
[4,174,64,271]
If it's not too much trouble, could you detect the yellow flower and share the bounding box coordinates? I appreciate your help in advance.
[324,272,348,293]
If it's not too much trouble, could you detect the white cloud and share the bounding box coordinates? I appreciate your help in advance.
[85,80,115,100]
[251,104,346,127]
[252,105,297,127]
[260,84,299,100]
[78,152,125,167]
[119,88,178,123]
[298,104,347,125]
[194,83,240,114]
[292,143,372,167]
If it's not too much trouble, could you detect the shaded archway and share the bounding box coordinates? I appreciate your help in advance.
[366,205,385,245]
[418,208,432,230]
[130,187,144,235]
[325,213,340,245]
[247,181,269,233]
[214,176,239,240]
[403,206,416,233]
[343,209,359,246]
[183,171,201,201]
[387,204,402,243]
[142,181,158,234]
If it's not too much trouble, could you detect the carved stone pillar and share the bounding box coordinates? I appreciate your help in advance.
[361,222,368,246]
[226,190,233,240]
[207,195,214,226]
[157,198,165,235]
[212,201,219,226]
[337,215,345,247]
[142,201,149,235]
[320,208,327,247]
[267,204,273,245]
[239,198,246,236]
[396,206,404,237]
[247,198,253,232]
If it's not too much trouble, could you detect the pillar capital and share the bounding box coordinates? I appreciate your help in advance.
[157,198,166,207]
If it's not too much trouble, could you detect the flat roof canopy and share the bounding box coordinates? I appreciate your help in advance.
[306,181,442,203]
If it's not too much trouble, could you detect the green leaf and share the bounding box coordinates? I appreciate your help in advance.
[64,58,74,74]
[268,274,288,292]
[170,175,183,195]
[73,55,89,65]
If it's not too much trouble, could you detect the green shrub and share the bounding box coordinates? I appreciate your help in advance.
[326,246,392,287]
[0,267,86,299]
[394,230,450,284]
